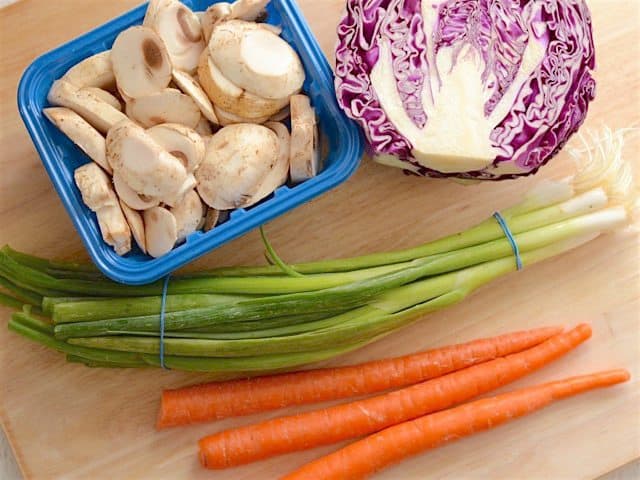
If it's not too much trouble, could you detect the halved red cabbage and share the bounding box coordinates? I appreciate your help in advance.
[335,0,596,180]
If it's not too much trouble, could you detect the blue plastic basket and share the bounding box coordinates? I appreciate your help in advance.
[17,0,364,285]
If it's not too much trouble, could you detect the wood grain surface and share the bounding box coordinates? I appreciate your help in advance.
[0,1,639,479]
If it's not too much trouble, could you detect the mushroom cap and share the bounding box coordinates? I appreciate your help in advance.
[81,87,122,111]
[198,52,289,119]
[119,200,147,254]
[208,20,305,100]
[149,0,205,73]
[111,26,172,99]
[143,206,178,258]
[257,23,282,36]
[62,51,115,90]
[171,69,218,124]
[48,80,128,134]
[289,94,319,183]
[230,0,270,21]
[106,121,189,199]
[170,190,204,242]
[74,162,117,211]
[44,107,110,174]
[251,121,290,204]
[196,123,279,210]
[113,172,160,210]
[201,2,232,44]
[125,88,201,128]
[147,123,205,173]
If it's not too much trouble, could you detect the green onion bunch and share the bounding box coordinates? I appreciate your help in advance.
[0,129,634,374]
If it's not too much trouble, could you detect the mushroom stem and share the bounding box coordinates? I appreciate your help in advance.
[43,107,111,174]
[74,163,131,255]
[48,80,128,134]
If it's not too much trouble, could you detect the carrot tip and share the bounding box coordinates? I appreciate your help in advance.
[612,369,631,382]
[575,323,592,335]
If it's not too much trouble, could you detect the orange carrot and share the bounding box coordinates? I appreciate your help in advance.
[198,324,592,469]
[158,325,562,428]
[282,369,630,480]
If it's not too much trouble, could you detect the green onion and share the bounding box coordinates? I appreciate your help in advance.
[1,133,634,374]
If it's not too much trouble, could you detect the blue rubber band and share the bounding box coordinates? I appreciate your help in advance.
[159,274,171,369]
[493,212,523,270]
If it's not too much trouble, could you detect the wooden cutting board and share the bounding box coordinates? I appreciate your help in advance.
[0,1,638,479]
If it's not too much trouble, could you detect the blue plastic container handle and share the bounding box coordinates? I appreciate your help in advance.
[17,0,364,285]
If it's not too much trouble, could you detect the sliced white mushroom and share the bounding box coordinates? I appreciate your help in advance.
[62,51,115,90]
[258,23,282,36]
[106,121,189,199]
[96,204,132,255]
[147,123,205,173]
[196,124,278,209]
[195,116,213,136]
[81,87,122,111]
[269,105,290,122]
[47,80,128,134]
[212,105,271,126]
[170,190,204,242]
[147,0,205,73]
[201,0,270,40]
[230,0,269,21]
[198,52,288,119]
[74,163,131,255]
[111,26,172,99]
[289,94,319,183]
[112,172,160,210]
[251,121,290,203]
[162,173,197,208]
[208,20,305,99]
[43,107,110,174]
[171,69,218,124]
[119,200,147,254]
[125,88,201,128]
[202,207,220,232]
[143,0,166,27]
[115,83,133,105]
[201,3,232,44]
[143,206,178,258]
[74,162,117,211]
